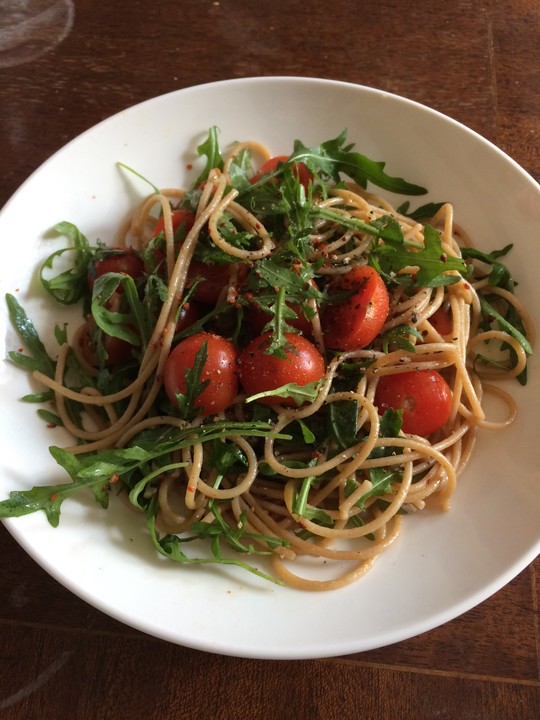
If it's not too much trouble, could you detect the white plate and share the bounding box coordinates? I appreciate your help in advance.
[1,77,539,659]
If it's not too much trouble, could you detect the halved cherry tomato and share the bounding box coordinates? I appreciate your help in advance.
[322,266,390,350]
[188,261,247,305]
[153,209,195,238]
[163,332,238,416]
[374,370,453,436]
[238,331,325,406]
[250,155,314,193]
[429,306,453,337]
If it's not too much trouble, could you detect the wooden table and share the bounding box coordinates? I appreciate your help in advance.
[1,1,538,717]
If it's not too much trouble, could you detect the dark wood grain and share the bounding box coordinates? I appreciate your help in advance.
[0,1,539,718]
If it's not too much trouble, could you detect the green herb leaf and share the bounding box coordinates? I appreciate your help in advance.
[40,222,94,305]
[117,162,160,194]
[208,439,248,474]
[328,398,359,451]
[478,295,532,355]
[355,467,403,510]
[381,324,424,353]
[372,223,467,287]
[6,293,56,377]
[91,273,143,346]
[397,201,447,221]
[290,130,427,195]
[245,378,324,406]
[194,126,224,186]
[172,340,211,419]
[144,494,286,585]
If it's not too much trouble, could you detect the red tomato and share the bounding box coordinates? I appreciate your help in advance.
[188,261,247,305]
[322,266,390,350]
[153,209,195,238]
[374,370,453,436]
[78,317,134,368]
[90,249,144,289]
[250,155,314,192]
[163,332,238,416]
[430,307,453,336]
[175,301,201,334]
[238,331,325,406]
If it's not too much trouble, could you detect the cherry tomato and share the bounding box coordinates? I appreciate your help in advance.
[374,370,453,436]
[163,332,238,416]
[89,249,144,289]
[94,250,144,281]
[78,316,134,368]
[322,266,390,350]
[175,301,201,335]
[238,331,325,406]
[250,155,314,192]
[188,261,247,305]
[429,306,453,336]
[153,209,195,238]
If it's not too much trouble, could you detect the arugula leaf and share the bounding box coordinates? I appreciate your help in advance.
[367,408,404,461]
[289,131,427,195]
[194,126,224,186]
[355,468,403,511]
[461,244,514,289]
[328,398,359,451]
[138,494,286,585]
[297,419,316,444]
[227,147,253,192]
[37,409,62,426]
[90,273,142,346]
[372,223,467,287]
[290,469,333,527]
[6,293,56,377]
[379,407,403,439]
[396,201,447,221]
[254,256,321,298]
[0,420,289,525]
[381,324,424,353]
[461,244,531,383]
[245,259,321,357]
[478,295,532,356]
[40,222,94,305]
[245,378,324,406]
[292,475,318,517]
[172,340,211,419]
[0,444,116,526]
[117,162,160,194]
[207,439,248,474]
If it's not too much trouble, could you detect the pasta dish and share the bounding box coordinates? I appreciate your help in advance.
[1,129,534,590]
